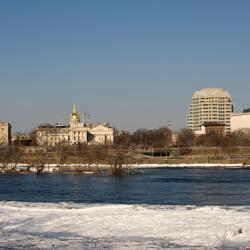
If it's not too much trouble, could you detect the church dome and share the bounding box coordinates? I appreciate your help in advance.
[70,105,80,123]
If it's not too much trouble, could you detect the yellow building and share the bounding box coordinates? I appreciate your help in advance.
[0,122,11,145]
[36,105,114,146]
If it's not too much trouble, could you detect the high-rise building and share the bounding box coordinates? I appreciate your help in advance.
[0,122,11,145]
[187,88,234,134]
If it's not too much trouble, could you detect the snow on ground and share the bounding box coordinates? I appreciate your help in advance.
[0,202,250,249]
[1,162,249,173]
[135,163,246,168]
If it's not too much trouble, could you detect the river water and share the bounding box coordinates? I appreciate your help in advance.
[1,168,250,205]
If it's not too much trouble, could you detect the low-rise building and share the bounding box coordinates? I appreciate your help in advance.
[231,112,250,133]
[36,105,114,146]
[36,124,70,146]
[203,122,225,136]
[89,123,114,144]
[0,122,11,145]
[193,122,225,136]
[12,133,32,146]
[194,126,206,136]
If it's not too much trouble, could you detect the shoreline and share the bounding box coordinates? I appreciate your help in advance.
[1,162,250,174]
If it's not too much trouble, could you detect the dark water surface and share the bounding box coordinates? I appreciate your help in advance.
[1,168,250,205]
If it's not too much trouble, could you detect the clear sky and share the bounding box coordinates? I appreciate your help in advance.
[0,0,250,132]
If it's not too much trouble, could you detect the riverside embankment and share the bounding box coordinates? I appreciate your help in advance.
[1,145,250,173]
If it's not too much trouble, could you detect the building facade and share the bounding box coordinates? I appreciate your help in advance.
[36,105,114,146]
[0,122,11,145]
[203,122,225,136]
[187,88,234,134]
[230,112,250,133]
[12,133,32,146]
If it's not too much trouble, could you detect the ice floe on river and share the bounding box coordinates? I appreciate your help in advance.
[0,202,250,249]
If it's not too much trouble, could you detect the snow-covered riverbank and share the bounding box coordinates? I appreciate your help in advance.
[0,202,250,249]
[136,163,249,168]
[1,162,250,174]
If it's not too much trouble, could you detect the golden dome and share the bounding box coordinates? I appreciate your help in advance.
[70,105,80,123]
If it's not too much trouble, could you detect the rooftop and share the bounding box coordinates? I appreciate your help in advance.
[192,88,231,99]
[231,112,250,117]
[203,122,225,127]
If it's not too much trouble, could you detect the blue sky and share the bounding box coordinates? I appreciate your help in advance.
[0,0,250,132]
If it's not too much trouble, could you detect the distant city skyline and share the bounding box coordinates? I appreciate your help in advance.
[1,0,250,132]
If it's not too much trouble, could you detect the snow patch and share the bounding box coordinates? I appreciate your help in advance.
[0,202,250,249]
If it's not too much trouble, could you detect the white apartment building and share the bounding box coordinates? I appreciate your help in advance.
[187,88,234,134]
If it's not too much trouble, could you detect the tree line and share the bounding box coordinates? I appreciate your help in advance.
[0,144,138,176]
[114,127,172,149]
[177,128,250,147]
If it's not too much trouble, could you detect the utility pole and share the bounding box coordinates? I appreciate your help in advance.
[166,121,171,163]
